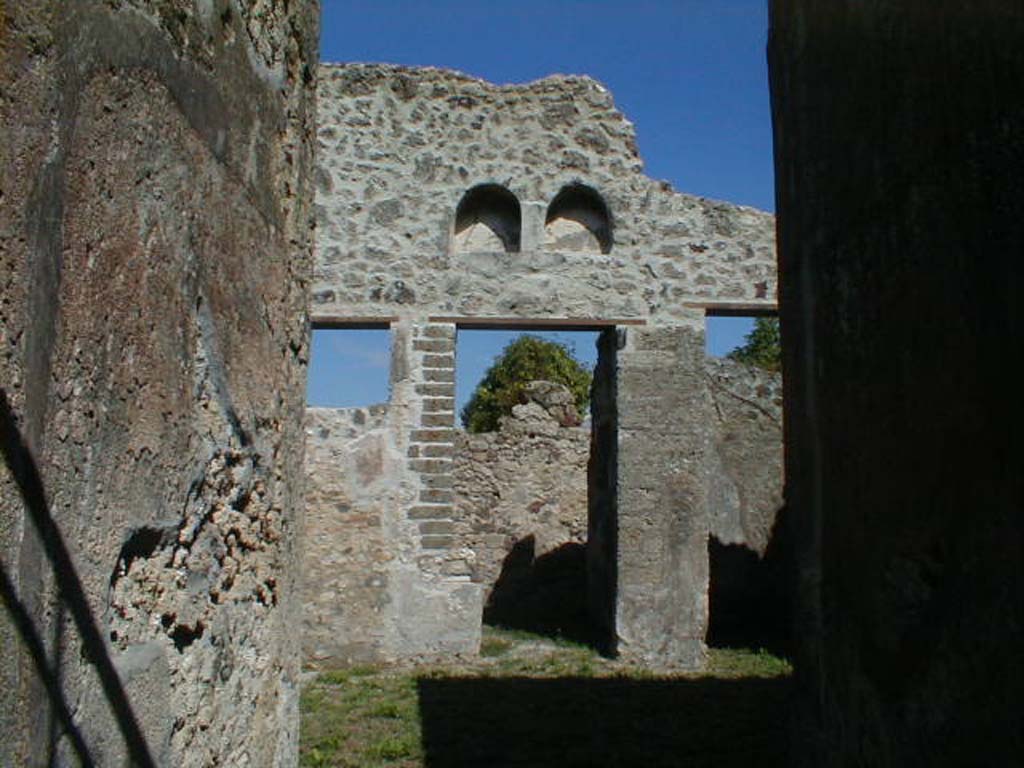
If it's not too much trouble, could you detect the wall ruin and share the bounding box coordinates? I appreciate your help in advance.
[302,62,779,669]
[706,357,784,556]
[304,360,784,665]
[303,406,396,667]
[455,384,589,582]
[1,2,317,765]
[705,357,788,652]
[4,4,1017,763]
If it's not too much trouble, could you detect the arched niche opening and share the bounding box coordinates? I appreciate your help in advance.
[544,183,613,254]
[453,184,522,253]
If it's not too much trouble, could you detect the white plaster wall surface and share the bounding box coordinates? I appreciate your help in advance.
[313,63,776,323]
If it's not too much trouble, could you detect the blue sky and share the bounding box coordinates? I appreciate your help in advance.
[308,1,774,410]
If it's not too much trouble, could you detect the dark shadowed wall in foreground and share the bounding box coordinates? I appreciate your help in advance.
[769,2,1023,766]
[1,2,318,765]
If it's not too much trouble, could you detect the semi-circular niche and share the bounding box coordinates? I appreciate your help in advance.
[544,183,613,254]
[453,184,522,253]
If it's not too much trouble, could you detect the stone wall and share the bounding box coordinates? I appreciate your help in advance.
[313,64,777,324]
[770,2,1024,765]
[454,382,590,637]
[1,2,317,765]
[704,357,787,652]
[307,62,779,668]
[301,324,483,665]
[303,407,396,667]
[705,357,784,555]
[302,346,784,668]
[454,383,589,587]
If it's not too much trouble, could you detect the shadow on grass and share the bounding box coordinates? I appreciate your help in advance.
[417,675,791,768]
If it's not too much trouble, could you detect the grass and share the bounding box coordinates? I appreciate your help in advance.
[301,667,423,768]
[707,646,794,679]
[300,627,793,767]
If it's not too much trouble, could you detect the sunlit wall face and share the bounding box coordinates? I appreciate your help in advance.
[318,1,774,214]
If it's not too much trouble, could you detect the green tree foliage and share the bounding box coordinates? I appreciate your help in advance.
[461,335,592,433]
[727,317,782,372]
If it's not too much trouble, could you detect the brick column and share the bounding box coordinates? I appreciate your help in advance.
[407,322,457,547]
[389,320,481,656]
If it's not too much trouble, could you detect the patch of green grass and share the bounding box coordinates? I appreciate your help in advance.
[492,647,596,678]
[301,663,425,767]
[478,635,512,657]
[320,664,380,685]
[707,646,793,678]
[368,732,418,761]
[301,628,793,767]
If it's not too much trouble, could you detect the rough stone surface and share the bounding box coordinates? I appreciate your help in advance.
[305,62,777,669]
[613,326,713,668]
[704,357,788,653]
[770,2,1024,765]
[305,366,783,660]
[453,383,590,593]
[302,407,395,667]
[301,325,483,664]
[313,63,777,323]
[0,2,318,765]
[705,357,784,555]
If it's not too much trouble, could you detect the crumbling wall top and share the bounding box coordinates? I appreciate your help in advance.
[314,63,777,325]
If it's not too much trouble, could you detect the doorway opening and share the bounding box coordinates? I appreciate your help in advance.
[452,326,610,649]
[704,311,790,657]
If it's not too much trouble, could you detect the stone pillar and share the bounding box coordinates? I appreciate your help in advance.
[519,200,548,252]
[614,325,711,668]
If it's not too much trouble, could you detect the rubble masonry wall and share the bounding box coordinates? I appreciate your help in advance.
[0,2,318,765]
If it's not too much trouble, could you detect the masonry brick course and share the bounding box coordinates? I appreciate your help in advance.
[423,368,456,383]
[410,428,456,443]
[413,339,455,353]
[421,413,455,427]
[408,505,453,520]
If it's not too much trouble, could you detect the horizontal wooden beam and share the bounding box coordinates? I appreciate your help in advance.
[311,316,398,329]
[428,316,647,331]
[686,302,778,317]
